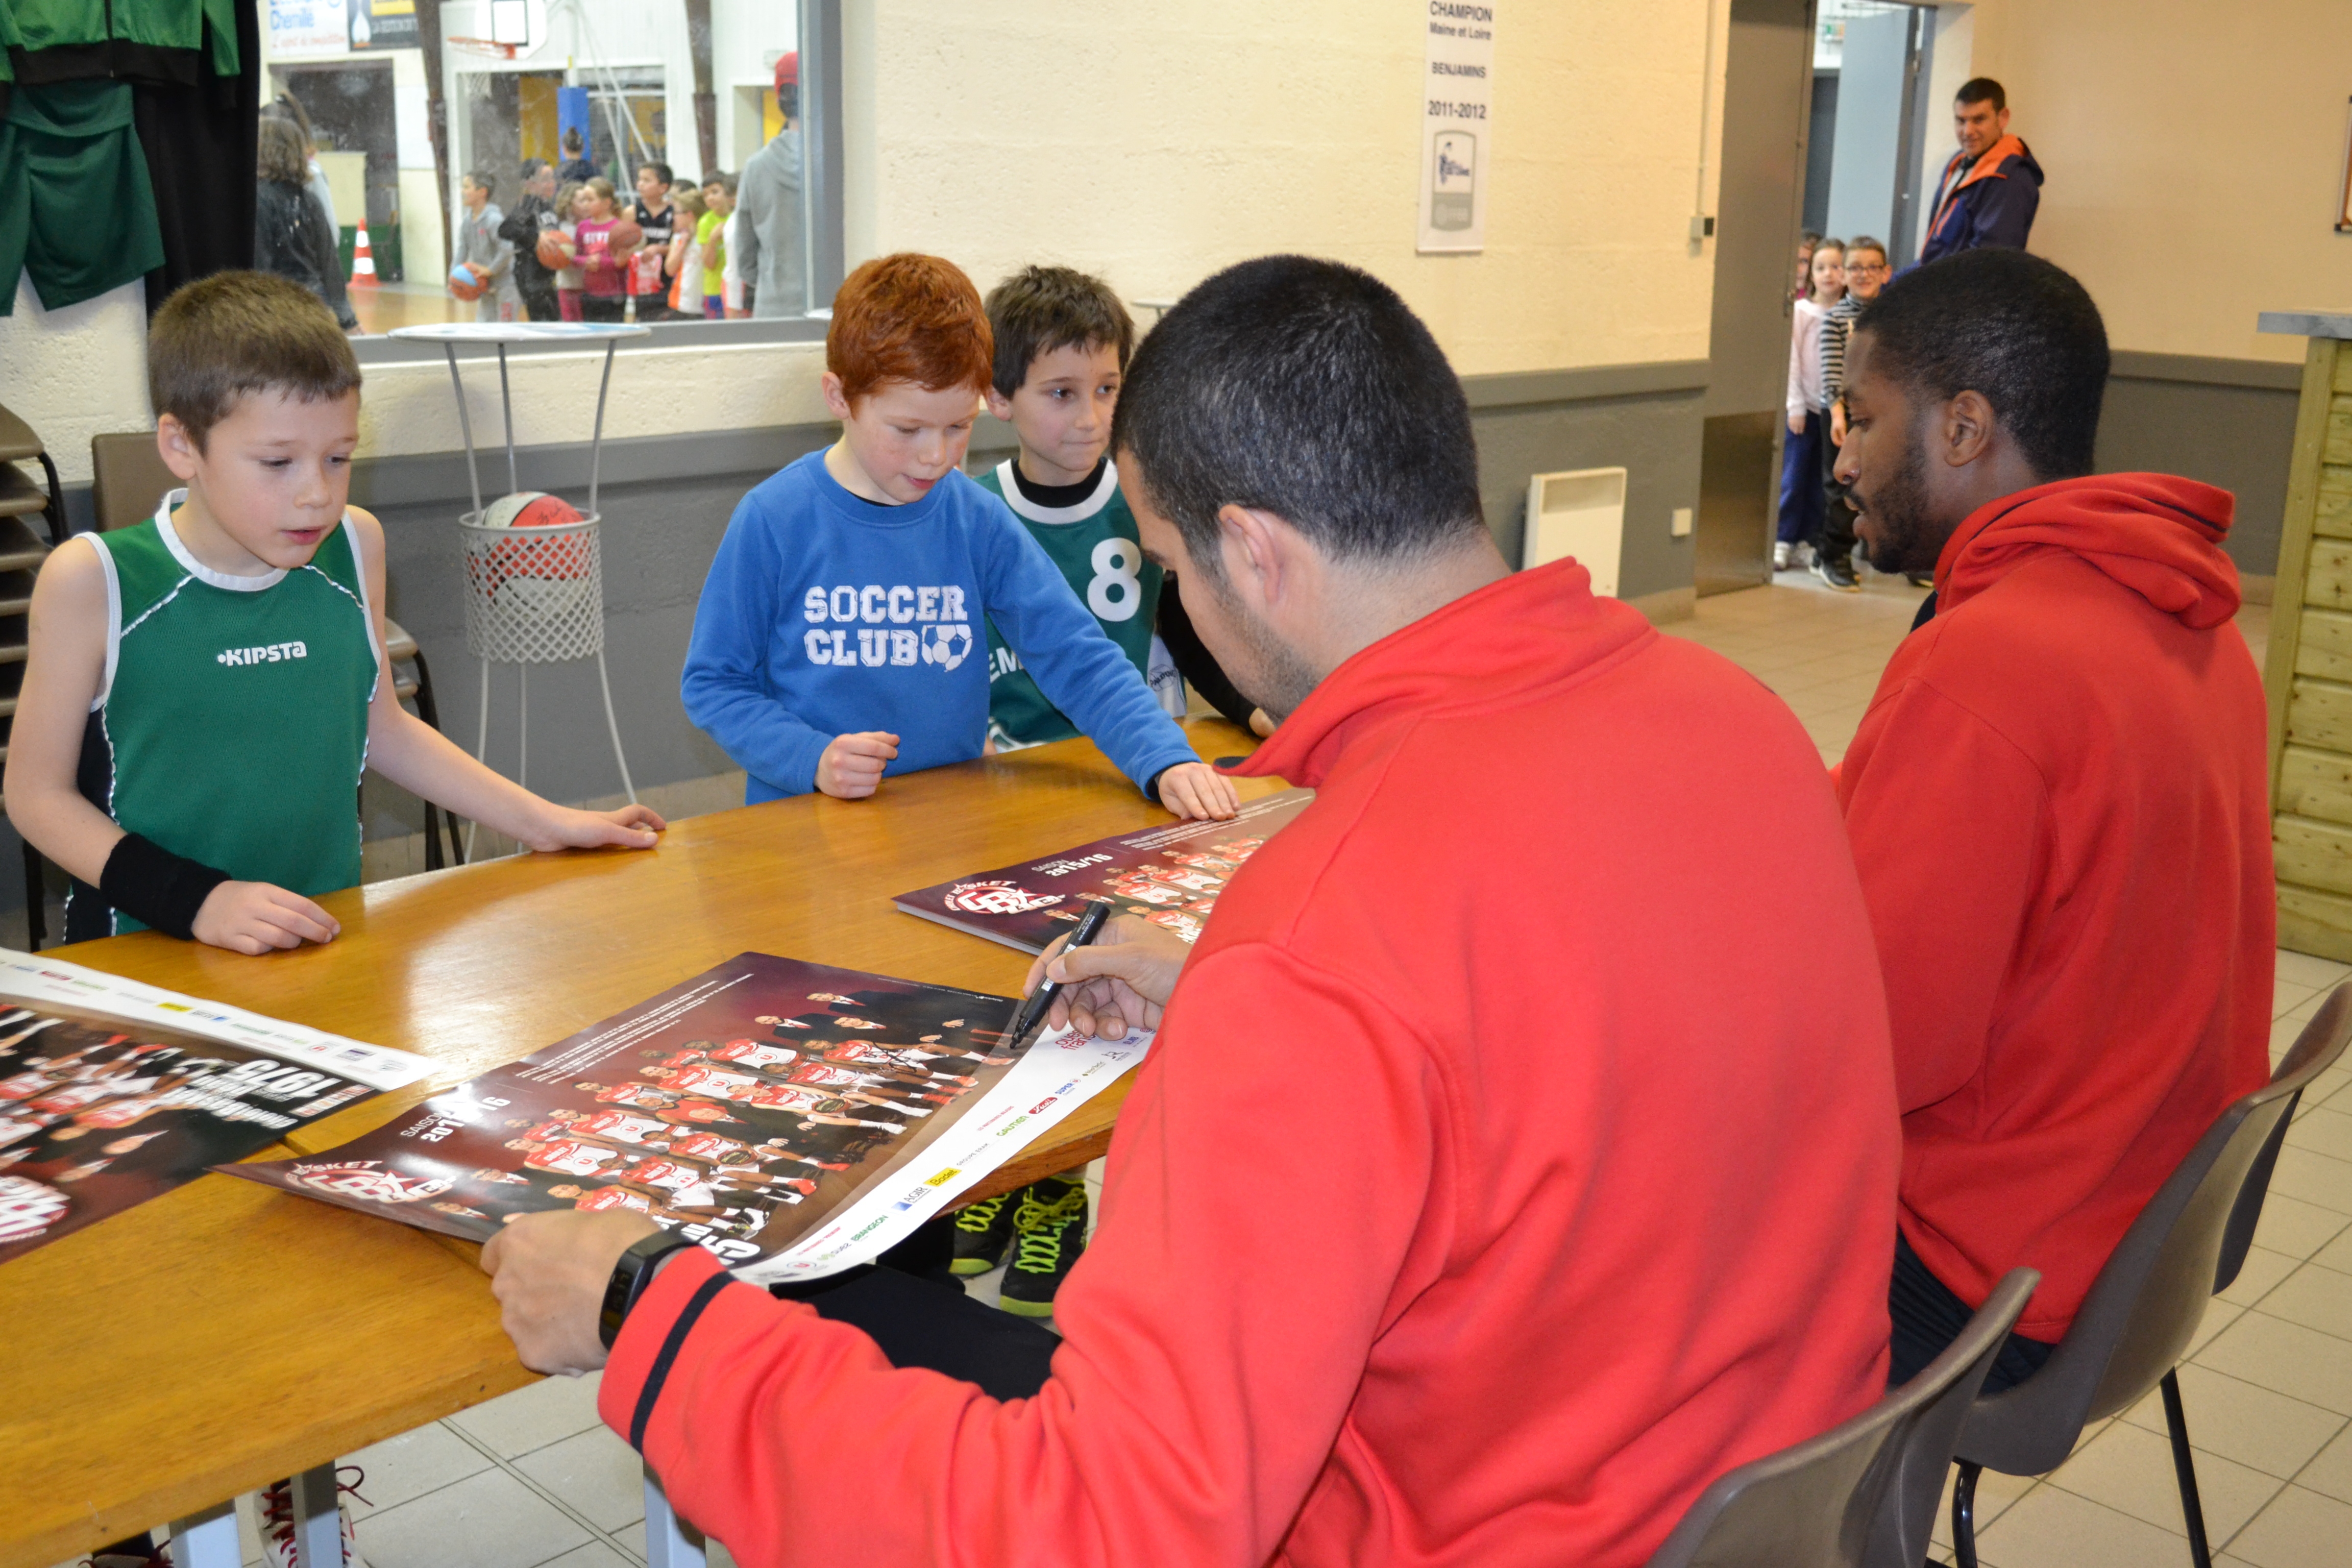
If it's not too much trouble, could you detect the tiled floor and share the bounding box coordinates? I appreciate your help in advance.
[80,571,2330,1568]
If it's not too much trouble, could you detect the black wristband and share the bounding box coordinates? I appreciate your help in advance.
[601,1234,700,1350]
[99,833,232,941]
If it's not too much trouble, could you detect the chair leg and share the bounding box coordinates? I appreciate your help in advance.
[22,839,45,951]
[1951,1460,1982,1568]
[406,648,463,866]
[2161,1368,2217,1568]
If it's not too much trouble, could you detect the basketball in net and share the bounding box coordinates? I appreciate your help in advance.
[469,491,589,606]
[536,229,575,270]
[449,262,485,302]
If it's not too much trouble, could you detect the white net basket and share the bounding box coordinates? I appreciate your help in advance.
[457,511,607,664]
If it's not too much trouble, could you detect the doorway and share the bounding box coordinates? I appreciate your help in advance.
[1696,0,1817,597]
[276,60,404,280]
[1811,1,1936,268]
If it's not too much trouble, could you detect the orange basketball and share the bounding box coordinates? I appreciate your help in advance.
[608,218,644,253]
[448,262,485,302]
[535,229,575,270]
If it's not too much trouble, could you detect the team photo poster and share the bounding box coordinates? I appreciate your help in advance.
[893,787,1314,953]
[0,953,430,1265]
[226,953,1151,1283]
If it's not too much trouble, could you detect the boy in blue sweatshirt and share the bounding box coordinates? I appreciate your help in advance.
[681,252,1238,820]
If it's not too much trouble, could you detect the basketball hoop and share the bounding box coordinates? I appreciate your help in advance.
[447,35,520,59]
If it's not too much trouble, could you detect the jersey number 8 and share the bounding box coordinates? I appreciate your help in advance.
[1089,537,1143,622]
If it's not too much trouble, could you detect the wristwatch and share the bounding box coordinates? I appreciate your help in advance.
[600,1233,700,1350]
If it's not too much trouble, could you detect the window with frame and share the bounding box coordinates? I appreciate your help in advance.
[256,0,842,340]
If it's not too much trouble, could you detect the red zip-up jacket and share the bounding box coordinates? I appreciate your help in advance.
[1839,475,2273,1341]
[601,559,1901,1568]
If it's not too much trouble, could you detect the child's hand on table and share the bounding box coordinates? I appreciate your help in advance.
[1155,761,1240,821]
[193,880,341,953]
[818,731,900,799]
[526,803,667,852]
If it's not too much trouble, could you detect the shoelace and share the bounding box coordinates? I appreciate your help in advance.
[260,1467,372,1548]
[954,1191,1008,1234]
[1008,1188,1088,1275]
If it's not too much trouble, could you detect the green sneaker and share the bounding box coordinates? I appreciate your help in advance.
[998,1178,1089,1317]
[950,1189,1017,1276]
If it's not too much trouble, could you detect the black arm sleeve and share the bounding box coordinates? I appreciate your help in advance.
[100,834,231,941]
[1157,576,1258,731]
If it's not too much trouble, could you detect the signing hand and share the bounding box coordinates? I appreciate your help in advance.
[480,1209,660,1376]
[818,731,900,799]
[192,880,340,953]
[1021,914,1191,1040]
[526,803,667,852]
[1155,762,1240,821]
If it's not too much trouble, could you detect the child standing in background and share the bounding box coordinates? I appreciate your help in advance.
[1777,237,1845,573]
[697,174,734,321]
[667,185,707,318]
[572,177,634,325]
[552,181,586,322]
[1814,236,1886,591]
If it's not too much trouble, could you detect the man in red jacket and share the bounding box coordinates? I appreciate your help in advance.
[1834,247,2273,1390]
[482,256,1903,1568]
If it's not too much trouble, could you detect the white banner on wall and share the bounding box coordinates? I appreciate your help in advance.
[1418,2,1497,253]
[268,0,351,59]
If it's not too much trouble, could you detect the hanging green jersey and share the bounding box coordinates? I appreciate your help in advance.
[66,492,381,939]
[975,456,1163,747]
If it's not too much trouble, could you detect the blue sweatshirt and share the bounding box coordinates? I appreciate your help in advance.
[682,451,1201,803]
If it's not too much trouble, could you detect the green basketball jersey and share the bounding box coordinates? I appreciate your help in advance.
[68,492,381,937]
[975,457,1164,747]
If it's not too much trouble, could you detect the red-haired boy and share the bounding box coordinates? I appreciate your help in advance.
[681,252,1238,815]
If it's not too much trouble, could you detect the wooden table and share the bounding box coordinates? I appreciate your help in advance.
[0,720,1274,1568]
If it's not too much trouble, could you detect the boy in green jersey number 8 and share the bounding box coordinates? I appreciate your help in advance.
[5,271,665,955]
[974,266,1180,754]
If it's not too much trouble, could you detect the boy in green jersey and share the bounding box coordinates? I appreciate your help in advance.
[974,266,1185,753]
[5,271,665,958]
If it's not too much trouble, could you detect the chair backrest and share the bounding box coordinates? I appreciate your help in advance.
[88,431,176,533]
[1959,985,2352,1477]
[1644,1269,2039,1568]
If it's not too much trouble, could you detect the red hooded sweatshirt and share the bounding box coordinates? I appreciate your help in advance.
[1837,474,2274,1342]
[601,559,1901,1568]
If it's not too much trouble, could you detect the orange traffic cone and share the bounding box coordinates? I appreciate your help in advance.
[349,220,379,288]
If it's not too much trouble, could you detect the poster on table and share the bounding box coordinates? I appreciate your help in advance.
[225,954,1149,1284]
[891,788,1314,954]
[0,952,430,1266]
[1418,2,1497,253]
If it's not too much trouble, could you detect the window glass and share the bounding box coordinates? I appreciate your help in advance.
[258,0,822,335]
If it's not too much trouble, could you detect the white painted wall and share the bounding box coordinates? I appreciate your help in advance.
[0,278,155,482]
[1967,0,2352,362]
[5,0,1733,481]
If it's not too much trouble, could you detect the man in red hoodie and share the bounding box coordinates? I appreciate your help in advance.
[1834,247,2274,1390]
[481,256,1903,1568]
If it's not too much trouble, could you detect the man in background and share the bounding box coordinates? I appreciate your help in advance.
[1919,78,2042,262]
[738,52,806,320]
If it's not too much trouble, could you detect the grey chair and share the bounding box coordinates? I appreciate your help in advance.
[86,432,461,875]
[1644,1268,2040,1568]
[1950,984,2352,1568]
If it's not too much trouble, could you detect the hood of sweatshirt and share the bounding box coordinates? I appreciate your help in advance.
[1231,558,1652,789]
[1935,472,2241,629]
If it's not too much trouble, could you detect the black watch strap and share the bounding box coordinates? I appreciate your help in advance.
[600,1234,700,1350]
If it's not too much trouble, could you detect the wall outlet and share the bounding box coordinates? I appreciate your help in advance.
[1670,506,1694,538]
